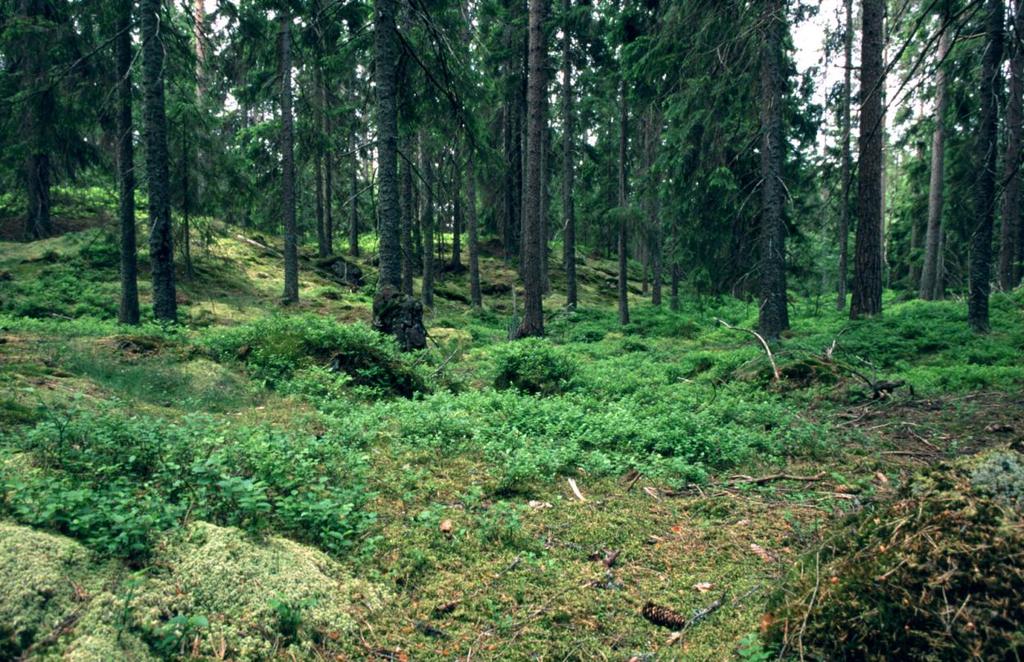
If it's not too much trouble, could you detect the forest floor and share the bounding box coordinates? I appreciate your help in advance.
[1,207,1023,660]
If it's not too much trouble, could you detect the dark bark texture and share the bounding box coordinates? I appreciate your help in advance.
[142,0,177,321]
[280,15,299,304]
[920,24,951,300]
[374,0,401,288]
[513,0,546,338]
[968,0,1004,332]
[758,0,790,339]
[617,79,630,326]
[850,0,885,319]
[467,150,482,308]
[562,0,577,309]
[999,0,1023,289]
[837,0,853,309]
[116,0,139,325]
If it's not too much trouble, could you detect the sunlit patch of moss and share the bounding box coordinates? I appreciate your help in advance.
[132,522,385,659]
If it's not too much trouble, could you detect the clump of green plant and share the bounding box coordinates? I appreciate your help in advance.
[203,314,427,396]
[492,338,579,395]
[2,406,375,560]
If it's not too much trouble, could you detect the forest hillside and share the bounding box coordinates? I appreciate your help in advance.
[3,0,1024,659]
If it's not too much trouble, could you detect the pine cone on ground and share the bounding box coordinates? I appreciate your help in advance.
[641,601,687,630]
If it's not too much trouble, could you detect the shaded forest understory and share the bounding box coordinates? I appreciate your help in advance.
[2,205,1023,659]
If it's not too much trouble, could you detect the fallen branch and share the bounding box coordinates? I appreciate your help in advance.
[568,478,586,502]
[716,318,780,383]
[726,472,826,486]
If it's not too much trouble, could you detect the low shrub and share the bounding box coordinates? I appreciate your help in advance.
[493,338,579,395]
[204,314,427,396]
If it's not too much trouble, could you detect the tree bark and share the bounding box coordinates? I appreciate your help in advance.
[647,109,663,307]
[670,263,680,311]
[837,0,853,309]
[999,0,1023,290]
[349,159,360,257]
[20,0,54,240]
[920,25,951,300]
[420,137,435,308]
[562,0,577,309]
[467,149,482,308]
[401,136,416,295]
[617,79,630,326]
[513,0,546,338]
[315,70,328,258]
[141,0,177,321]
[374,0,402,290]
[116,0,139,325]
[969,0,1004,332]
[279,15,299,304]
[758,0,789,339]
[450,159,464,271]
[850,0,885,319]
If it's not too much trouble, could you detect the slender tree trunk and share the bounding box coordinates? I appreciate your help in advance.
[837,0,853,309]
[850,0,885,319]
[316,151,326,257]
[181,130,193,279]
[467,149,482,308]
[647,108,663,306]
[193,0,206,97]
[450,158,463,270]
[116,0,139,325]
[401,136,415,295]
[920,25,951,300]
[562,0,577,309]
[421,137,435,308]
[514,0,546,338]
[999,0,1023,289]
[279,15,299,304]
[349,159,360,257]
[325,145,334,255]
[670,263,680,311]
[21,0,54,240]
[141,0,177,321]
[969,0,1004,332]
[758,0,789,339]
[617,79,630,326]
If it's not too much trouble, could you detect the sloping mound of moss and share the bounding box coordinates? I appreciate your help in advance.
[0,522,113,659]
[767,450,1024,660]
[131,522,384,660]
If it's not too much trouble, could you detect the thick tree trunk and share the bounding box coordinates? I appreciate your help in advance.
[373,0,424,349]
[513,0,546,338]
[999,0,1023,290]
[141,0,177,321]
[467,150,482,308]
[920,26,951,300]
[617,79,630,326]
[562,0,577,309]
[758,0,789,339]
[969,0,1004,332]
[837,0,853,309]
[116,0,139,325]
[850,0,885,319]
[420,138,435,308]
[279,15,299,304]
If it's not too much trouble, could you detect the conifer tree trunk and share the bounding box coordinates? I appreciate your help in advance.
[999,0,1023,289]
[562,0,577,309]
[617,79,630,326]
[450,160,463,271]
[467,149,482,308]
[514,0,547,338]
[20,0,54,240]
[315,152,326,258]
[670,263,680,311]
[647,109,663,306]
[142,0,177,321]
[349,159,360,257]
[421,138,435,308]
[969,0,1004,332]
[401,136,415,295]
[279,15,299,304]
[837,0,853,309]
[758,0,789,339]
[920,25,951,300]
[850,0,885,319]
[116,0,139,325]
[372,0,424,350]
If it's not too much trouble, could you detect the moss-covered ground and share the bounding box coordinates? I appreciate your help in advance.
[1,213,1023,660]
